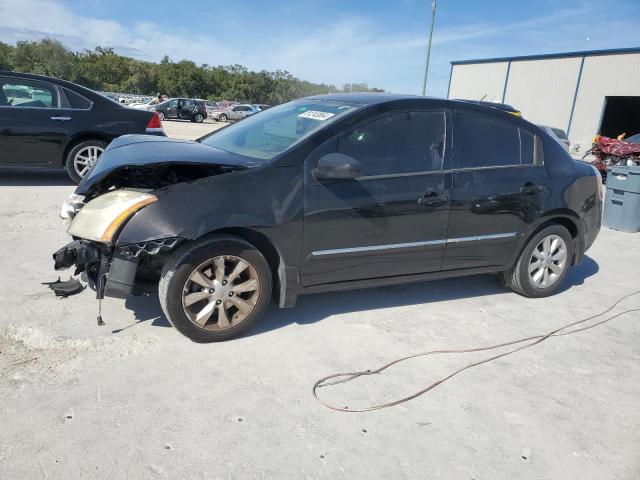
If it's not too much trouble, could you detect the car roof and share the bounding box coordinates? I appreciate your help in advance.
[0,70,115,105]
[305,93,516,111]
[305,93,524,115]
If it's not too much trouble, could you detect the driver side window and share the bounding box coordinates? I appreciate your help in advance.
[337,110,446,177]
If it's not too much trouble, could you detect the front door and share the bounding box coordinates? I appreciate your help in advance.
[0,76,70,166]
[443,112,548,270]
[301,109,452,286]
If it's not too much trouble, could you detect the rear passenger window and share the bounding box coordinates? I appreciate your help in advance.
[520,129,544,165]
[63,88,91,109]
[338,111,446,176]
[520,130,534,165]
[456,114,520,168]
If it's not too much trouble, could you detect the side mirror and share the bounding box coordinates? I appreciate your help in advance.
[313,153,362,180]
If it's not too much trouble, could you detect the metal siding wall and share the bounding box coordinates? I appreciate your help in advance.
[448,62,508,102]
[504,57,581,131]
[569,53,640,149]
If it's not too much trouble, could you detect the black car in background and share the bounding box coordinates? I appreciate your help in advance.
[54,94,602,342]
[151,98,207,123]
[0,71,165,183]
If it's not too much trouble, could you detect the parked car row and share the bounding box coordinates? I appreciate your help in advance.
[130,96,271,124]
[0,71,165,183]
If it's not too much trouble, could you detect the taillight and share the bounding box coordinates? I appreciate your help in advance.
[146,111,163,130]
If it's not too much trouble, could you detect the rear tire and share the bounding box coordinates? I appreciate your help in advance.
[159,235,272,342]
[65,139,107,184]
[194,113,204,123]
[502,224,573,298]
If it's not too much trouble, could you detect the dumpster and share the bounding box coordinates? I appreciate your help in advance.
[603,166,640,233]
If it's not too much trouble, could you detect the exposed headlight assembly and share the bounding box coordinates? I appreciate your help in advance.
[67,190,157,243]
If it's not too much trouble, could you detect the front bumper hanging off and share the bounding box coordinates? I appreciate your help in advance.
[52,238,183,299]
[53,241,139,299]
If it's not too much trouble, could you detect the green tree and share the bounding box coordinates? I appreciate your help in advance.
[1,39,382,104]
[11,38,75,78]
[0,42,14,70]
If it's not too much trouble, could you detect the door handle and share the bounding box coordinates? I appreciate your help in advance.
[418,192,448,206]
[520,183,543,194]
[50,116,72,121]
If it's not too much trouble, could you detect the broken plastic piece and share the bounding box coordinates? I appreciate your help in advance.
[42,277,85,298]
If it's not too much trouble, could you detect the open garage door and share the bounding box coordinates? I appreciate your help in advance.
[599,96,640,138]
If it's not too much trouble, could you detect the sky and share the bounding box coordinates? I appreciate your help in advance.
[1,0,640,97]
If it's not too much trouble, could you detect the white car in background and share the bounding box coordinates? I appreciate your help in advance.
[539,125,570,152]
[130,98,157,110]
[209,104,260,122]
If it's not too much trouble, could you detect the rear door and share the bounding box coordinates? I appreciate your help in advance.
[179,99,195,119]
[301,108,452,285]
[0,76,71,166]
[443,112,548,270]
[230,106,247,120]
[166,99,179,118]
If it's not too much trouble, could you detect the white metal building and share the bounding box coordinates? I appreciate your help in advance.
[447,47,640,153]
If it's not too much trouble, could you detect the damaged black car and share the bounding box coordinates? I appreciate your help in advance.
[54,94,602,342]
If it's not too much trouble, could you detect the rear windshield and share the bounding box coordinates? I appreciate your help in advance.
[201,100,356,161]
[551,128,568,139]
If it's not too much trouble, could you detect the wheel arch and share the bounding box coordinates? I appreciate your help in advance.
[61,133,112,168]
[198,227,297,308]
[517,212,584,267]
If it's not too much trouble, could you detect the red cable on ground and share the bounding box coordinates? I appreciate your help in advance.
[313,290,640,412]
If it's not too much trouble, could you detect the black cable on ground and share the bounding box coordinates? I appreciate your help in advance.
[313,290,640,412]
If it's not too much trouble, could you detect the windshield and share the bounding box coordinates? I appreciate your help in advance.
[201,99,356,161]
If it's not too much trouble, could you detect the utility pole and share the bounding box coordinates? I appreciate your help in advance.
[421,1,438,96]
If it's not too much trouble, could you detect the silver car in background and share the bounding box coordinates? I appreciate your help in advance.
[210,104,260,122]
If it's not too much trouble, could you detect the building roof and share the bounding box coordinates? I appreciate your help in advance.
[451,47,640,66]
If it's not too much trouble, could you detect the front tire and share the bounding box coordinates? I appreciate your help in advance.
[65,139,107,184]
[159,236,272,342]
[218,113,227,122]
[158,111,165,121]
[194,113,204,123]
[502,224,573,298]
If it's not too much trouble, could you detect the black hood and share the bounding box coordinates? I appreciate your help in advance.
[76,135,262,196]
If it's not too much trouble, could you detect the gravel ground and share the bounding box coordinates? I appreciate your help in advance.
[0,123,639,479]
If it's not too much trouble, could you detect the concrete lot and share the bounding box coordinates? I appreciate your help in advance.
[162,118,226,140]
[0,123,639,479]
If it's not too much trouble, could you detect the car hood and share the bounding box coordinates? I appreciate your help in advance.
[75,135,262,197]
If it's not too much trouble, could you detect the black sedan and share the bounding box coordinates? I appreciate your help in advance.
[54,94,602,342]
[0,71,165,183]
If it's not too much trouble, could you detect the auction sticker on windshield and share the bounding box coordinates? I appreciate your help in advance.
[298,110,335,121]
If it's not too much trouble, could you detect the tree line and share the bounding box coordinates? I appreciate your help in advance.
[0,38,384,104]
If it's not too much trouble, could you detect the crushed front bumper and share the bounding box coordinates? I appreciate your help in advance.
[53,241,138,299]
[53,237,183,299]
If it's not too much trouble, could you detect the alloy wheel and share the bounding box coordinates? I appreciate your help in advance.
[73,145,104,178]
[528,234,567,288]
[181,255,261,331]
